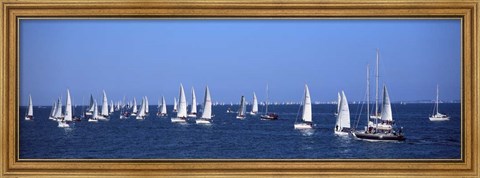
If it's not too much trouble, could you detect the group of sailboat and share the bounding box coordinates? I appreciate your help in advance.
[171,84,213,124]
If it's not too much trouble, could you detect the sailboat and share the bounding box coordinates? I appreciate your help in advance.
[131,97,138,116]
[136,97,147,120]
[88,100,99,122]
[429,85,449,121]
[24,94,34,120]
[171,84,188,123]
[352,65,405,141]
[236,96,247,119]
[334,92,340,116]
[109,100,114,114]
[145,96,149,115]
[63,89,73,122]
[196,86,212,124]
[334,91,351,135]
[248,92,258,115]
[49,101,57,120]
[58,89,72,128]
[98,90,109,120]
[157,96,168,117]
[294,84,313,129]
[53,97,63,121]
[370,49,381,119]
[187,87,197,118]
[172,97,178,112]
[85,94,95,116]
[260,84,278,120]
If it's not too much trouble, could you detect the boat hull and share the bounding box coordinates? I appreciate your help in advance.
[88,119,98,122]
[195,119,211,124]
[236,116,245,119]
[260,113,278,120]
[369,115,381,119]
[352,131,405,141]
[294,123,313,129]
[57,121,70,128]
[24,116,33,121]
[429,117,449,121]
[171,117,187,123]
[187,114,197,118]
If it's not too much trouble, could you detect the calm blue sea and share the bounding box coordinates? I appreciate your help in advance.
[19,103,461,159]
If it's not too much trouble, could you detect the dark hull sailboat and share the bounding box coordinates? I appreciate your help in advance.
[352,131,405,141]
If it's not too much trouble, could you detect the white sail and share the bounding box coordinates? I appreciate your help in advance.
[336,92,341,114]
[177,84,188,118]
[132,97,138,113]
[54,98,63,118]
[110,100,114,113]
[380,85,393,121]
[173,97,178,112]
[190,87,197,114]
[200,86,212,119]
[88,94,95,112]
[93,100,99,119]
[50,101,57,118]
[237,96,246,117]
[335,91,350,129]
[251,92,258,113]
[27,94,33,116]
[64,89,73,121]
[145,96,149,114]
[302,84,312,122]
[101,90,109,116]
[137,97,146,119]
[161,96,167,114]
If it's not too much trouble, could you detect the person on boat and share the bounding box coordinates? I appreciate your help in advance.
[336,125,339,131]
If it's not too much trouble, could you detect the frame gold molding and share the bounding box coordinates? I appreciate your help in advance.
[1,0,478,177]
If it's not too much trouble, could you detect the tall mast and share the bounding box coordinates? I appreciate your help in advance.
[436,84,439,114]
[265,84,269,113]
[367,64,370,125]
[375,48,379,116]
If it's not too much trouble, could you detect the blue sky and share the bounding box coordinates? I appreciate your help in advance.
[19,19,461,106]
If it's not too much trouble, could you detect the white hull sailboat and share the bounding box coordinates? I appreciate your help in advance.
[196,86,213,124]
[171,84,188,123]
[334,92,340,116]
[187,87,197,118]
[334,91,351,135]
[53,97,64,121]
[49,101,57,120]
[248,92,258,116]
[294,84,313,129]
[157,96,168,117]
[85,94,95,116]
[145,96,149,115]
[58,89,72,128]
[429,85,450,121]
[25,94,34,120]
[172,97,178,113]
[88,101,99,122]
[236,95,247,119]
[131,97,138,116]
[98,90,109,120]
[136,96,147,120]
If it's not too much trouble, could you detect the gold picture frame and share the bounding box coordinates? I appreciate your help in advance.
[1,0,478,177]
